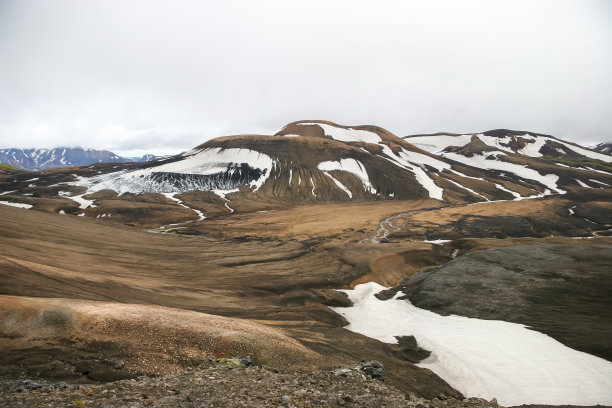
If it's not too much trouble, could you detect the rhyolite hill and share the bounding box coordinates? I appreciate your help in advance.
[0,121,610,227]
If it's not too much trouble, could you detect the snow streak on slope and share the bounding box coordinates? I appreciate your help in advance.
[378,145,449,200]
[408,133,612,162]
[494,183,522,199]
[298,123,382,144]
[442,151,565,194]
[317,158,375,194]
[0,201,32,209]
[444,178,489,201]
[332,282,612,406]
[321,172,352,198]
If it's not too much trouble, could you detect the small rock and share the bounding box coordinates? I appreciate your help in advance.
[240,355,252,367]
[280,394,291,404]
[333,368,352,377]
[218,358,242,368]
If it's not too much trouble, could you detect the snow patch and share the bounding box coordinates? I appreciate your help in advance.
[444,178,489,201]
[494,183,522,200]
[322,172,352,198]
[0,201,32,209]
[442,152,565,194]
[423,239,451,245]
[378,145,447,200]
[589,179,610,186]
[299,123,381,144]
[317,158,375,194]
[332,282,612,406]
[575,179,592,188]
[58,190,95,209]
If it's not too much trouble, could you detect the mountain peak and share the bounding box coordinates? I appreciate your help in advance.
[275,120,401,144]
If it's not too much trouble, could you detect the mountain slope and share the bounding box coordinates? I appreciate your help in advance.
[0,147,156,170]
[404,129,612,191]
[1,122,611,225]
[594,142,612,155]
[76,121,584,204]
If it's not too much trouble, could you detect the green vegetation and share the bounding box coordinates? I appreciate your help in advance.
[0,163,22,173]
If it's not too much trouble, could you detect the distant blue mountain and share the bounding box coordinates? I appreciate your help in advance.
[0,147,158,170]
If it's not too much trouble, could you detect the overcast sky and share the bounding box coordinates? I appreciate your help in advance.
[1,0,611,156]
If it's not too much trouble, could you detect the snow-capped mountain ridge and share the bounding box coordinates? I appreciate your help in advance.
[75,121,612,205]
[0,147,157,170]
[405,129,612,162]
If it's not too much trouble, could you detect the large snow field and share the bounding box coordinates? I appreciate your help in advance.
[331,282,612,406]
[78,148,275,194]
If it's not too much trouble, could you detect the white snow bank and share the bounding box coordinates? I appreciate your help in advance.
[332,282,612,406]
[299,123,381,144]
[0,201,32,209]
[318,158,375,194]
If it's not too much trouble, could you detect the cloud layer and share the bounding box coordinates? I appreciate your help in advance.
[1,0,611,154]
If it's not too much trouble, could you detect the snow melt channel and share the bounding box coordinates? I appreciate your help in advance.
[331,282,612,406]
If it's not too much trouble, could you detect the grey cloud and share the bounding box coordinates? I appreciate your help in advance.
[0,0,611,153]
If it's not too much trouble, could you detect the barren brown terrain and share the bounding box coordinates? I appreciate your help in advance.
[0,203,464,399]
[1,134,611,406]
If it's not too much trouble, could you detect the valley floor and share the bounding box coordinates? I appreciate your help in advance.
[1,189,611,406]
